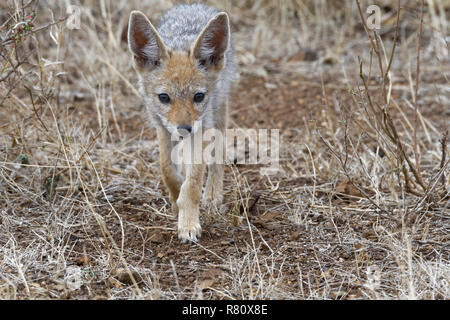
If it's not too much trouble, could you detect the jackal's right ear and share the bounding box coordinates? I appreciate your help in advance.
[192,12,230,71]
[128,11,168,71]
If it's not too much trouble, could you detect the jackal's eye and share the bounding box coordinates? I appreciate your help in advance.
[158,93,170,104]
[193,92,205,103]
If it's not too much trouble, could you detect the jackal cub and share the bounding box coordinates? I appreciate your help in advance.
[127,4,235,242]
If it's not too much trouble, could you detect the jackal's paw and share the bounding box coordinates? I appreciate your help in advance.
[203,186,223,208]
[178,210,201,243]
[203,198,223,215]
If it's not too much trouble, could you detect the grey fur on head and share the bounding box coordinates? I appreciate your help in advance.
[128,3,236,130]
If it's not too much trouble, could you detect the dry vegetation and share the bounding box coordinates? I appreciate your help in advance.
[0,0,449,300]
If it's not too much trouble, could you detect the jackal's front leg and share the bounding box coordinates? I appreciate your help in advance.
[204,99,228,207]
[177,163,204,242]
[157,128,183,214]
[204,163,224,207]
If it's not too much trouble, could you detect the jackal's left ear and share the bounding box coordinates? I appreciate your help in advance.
[128,11,168,71]
[192,12,230,70]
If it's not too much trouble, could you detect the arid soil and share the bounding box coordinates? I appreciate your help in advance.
[1,70,447,300]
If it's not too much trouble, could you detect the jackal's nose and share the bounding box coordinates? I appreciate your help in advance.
[177,125,192,134]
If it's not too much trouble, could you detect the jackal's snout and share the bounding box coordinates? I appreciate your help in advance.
[166,97,200,135]
[177,125,192,135]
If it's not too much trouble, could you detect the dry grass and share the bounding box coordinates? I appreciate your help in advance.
[0,0,449,299]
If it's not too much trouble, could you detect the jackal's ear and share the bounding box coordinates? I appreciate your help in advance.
[128,11,168,71]
[192,12,230,70]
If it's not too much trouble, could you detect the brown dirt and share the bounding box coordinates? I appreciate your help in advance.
[5,72,443,300]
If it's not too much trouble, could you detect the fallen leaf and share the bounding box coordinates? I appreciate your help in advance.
[336,180,363,198]
[149,232,167,244]
[114,268,143,285]
[287,48,319,62]
[260,211,283,221]
[197,279,215,291]
[289,230,300,241]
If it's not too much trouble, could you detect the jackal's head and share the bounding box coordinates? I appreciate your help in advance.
[128,10,230,136]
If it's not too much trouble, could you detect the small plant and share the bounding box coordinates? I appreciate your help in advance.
[1,2,36,106]
[0,0,66,107]
[320,0,448,218]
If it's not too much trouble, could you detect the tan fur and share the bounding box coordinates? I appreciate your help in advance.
[177,161,205,241]
[163,53,203,126]
[163,52,201,89]
[203,98,227,204]
[157,128,183,213]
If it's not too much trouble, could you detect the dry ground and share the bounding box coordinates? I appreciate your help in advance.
[0,0,449,299]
